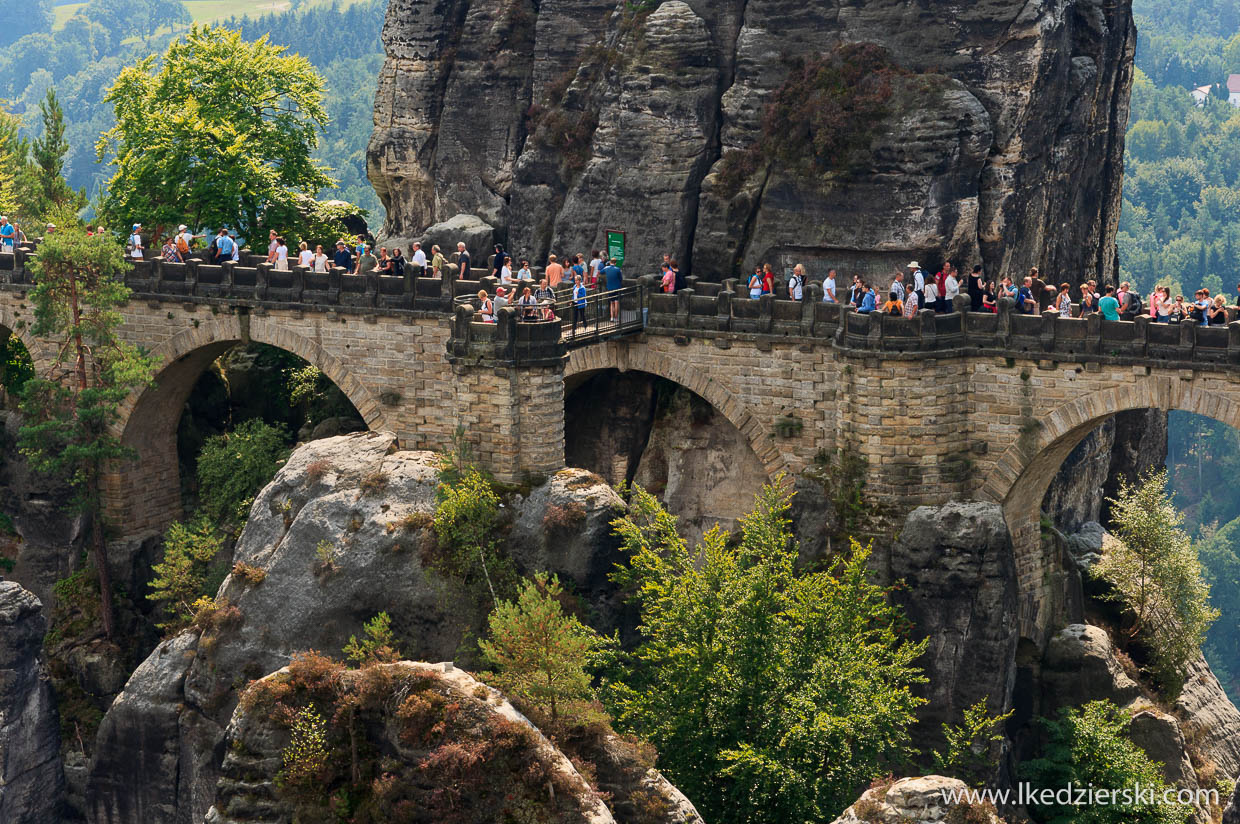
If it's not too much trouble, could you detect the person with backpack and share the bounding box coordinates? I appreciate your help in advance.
[1119,281,1142,320]
[748,267,763,299]
[128,224,145,259]
[787,264,804,301]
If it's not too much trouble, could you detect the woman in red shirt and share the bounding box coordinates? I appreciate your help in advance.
[762,263,774,295]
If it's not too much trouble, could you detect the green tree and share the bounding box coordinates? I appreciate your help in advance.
[932,698,1014,788]
[1022,701,1189,824]
[147,515,224,632]
[196,418,290,527]
[605,483,927,824]
[1093,471,1218,697]
[96,26,334,241]
[342,612,401,666]
[479,573,599,721]
[25,89,86,219]
[431,467,508,605]
[17,231,157,639]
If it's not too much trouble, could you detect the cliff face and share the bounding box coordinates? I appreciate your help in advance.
[368,0,1134,281]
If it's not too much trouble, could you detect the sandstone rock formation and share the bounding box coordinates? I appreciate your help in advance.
[829,776,1003,824]
[889,502,1018,757]
[203,660,702,824]
[87,432,640,824]
[369,0,1135,282]
[0,581,64,824]
[565,372,769,544]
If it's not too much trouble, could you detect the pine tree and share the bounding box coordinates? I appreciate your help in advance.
[479,573,598,721]
[26,89,85,219]
[18,232,157,639]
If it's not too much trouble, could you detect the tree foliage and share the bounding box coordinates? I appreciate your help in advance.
[342,612,401,666]
[196,417,290,528]
[480,573,599,722]
[1021,701,1189,824]
[147,515,224,632]
[931,698,1013,788]
[430,467,512,605]
[1093,471,1218,697]
[96,25,334,240]
[604,482,927,824]
[25,89,86,220]
[17,230,157,638]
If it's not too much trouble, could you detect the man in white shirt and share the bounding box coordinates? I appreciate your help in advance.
[908,261,925,304]
[177,224,196,252]
[411,241,428,270]
[822,268,837,303]
[944,268,960,304]
[788,264,804,301]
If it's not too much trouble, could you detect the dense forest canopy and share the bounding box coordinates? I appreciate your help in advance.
[0,0,383,219]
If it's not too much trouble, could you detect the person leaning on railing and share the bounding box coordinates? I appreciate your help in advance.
[572,274,587,333]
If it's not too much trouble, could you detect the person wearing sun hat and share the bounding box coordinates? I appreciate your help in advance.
[906,260,925,308]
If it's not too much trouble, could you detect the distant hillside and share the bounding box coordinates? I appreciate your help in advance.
[0,0,384,219]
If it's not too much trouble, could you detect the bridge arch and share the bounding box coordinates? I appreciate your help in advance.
[979,377,1240,637]
[0,300,50,376]
[563,340,793,482]
[105,315,387,538]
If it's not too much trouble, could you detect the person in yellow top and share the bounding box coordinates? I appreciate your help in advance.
[881,292,904,316]
[429,245,445,277]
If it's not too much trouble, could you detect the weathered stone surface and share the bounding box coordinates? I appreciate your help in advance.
[370,0,1134,282]
[890,503,1018,755]
[1174,654,1240,779]
[830,776,1002,823]
[88,432,639,824]
[1128,708,1196,788]
[0,582,64,824]
[419,212,496,266]
[1224,781,1240,824]
[1041,623,1142,709]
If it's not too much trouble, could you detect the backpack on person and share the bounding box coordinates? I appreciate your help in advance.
[176,235,190,256]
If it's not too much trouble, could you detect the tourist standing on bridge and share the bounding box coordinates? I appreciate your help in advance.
[1210,295,1228,325]
[356,244,377,276]
[604,258,623,321]
[518,286,539,319]
[1017,277,1036,314]
[297,241,313,269]
[661,264,675,293]
[858,283,877,313]
[493,286,509,315]
[430,245,445,276]
[924,277,938,313]
[933,264,948,313]
[907,261,925,307]
[161,236,180,263]
[944,264,960,307]
[128,224,144,259]
[762,263,775,295]
[535,278,554,303]
[968,265,984,311]
[0,216,14,251]
[903,286,919,318]
[265,230,279,264]
[822,269,837,303]
[882,291,903,315]
[334,240,353,272]
[1053,283,1072,314]
[1099,285,1120,320]
[456,242,470,277]
[889,272,905,303]
[492,244,506,277]
[572,274,588,332]
[391,247,407,279]
[1028,268,1047,311]
[546,254,564,288]
[478,290,495,322]
[313,245,329,273]
[787,264,804,301]
[273,237,290,271]
[518,259,533,282]
[411,242,428,272]
[214,229,236,264]
[748,268,763,299]
[500,256,514,285]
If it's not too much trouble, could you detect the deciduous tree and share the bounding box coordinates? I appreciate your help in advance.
[606,483,927,824]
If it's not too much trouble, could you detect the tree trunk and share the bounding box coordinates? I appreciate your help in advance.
[88,476,115,640]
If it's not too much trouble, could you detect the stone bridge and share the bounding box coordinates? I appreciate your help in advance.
[4,257,1240,643]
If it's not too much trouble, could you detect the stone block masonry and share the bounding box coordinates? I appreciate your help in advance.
[11,270,1240,645]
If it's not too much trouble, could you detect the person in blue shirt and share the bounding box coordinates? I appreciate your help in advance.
[1017,277,1036,314]
[213,228,235,264]
[1098,285,1120,321]
[0,216,14,250]
[571,274,588,334]
[333,241,353,272]
[602,259,623,321]
[858,284,877,313]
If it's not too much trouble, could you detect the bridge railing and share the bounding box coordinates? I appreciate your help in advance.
[643,283,1240,364]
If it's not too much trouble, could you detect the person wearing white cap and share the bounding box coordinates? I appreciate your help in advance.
[45,223,55,235]
[907,260,925,308]
[128,224,144,259]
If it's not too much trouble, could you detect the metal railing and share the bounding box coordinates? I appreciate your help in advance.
[451,283,648,347]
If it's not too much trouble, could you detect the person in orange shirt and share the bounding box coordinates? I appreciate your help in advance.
[545,254,564,288]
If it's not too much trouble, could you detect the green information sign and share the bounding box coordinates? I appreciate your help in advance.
[606,230,626,265]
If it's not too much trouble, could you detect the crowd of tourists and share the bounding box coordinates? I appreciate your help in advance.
[739,258,1240,326]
